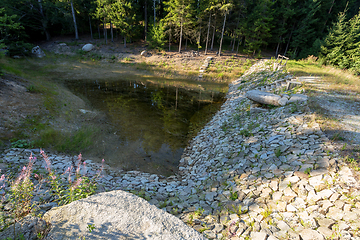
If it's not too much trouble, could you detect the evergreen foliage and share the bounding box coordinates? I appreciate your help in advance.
[321,8,360,74]
[0,8,32,57]
[147,22,166,50]
[0,0,359,72]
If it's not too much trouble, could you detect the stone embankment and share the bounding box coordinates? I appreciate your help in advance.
[1,60,360,239]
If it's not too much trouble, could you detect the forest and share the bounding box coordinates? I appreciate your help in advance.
[0,0,360,73]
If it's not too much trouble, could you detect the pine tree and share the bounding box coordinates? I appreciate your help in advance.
[163,0,195,52]
[218,0,232,56]
[343,10,360,72]
[320,9,348,66]
[243,0,273,56]
[110,0,137,47]
[147,22,167,50]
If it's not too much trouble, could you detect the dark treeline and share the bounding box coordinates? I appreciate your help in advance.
[1,0,360,72]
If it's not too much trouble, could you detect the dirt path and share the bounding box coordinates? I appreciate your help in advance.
[301,76,360,180]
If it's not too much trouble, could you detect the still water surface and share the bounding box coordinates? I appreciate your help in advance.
[66,78,226,176]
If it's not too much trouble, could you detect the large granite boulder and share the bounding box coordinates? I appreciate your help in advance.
[43,190,206,240]
[31,46,46,58]
[82,43,94,52]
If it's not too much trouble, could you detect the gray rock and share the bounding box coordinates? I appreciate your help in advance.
[288,94,308,103]
[278,97,288,106]
[82,43,94,52]
[0,216,47,240]
[299,229,325,240]
[250,231,267,240]
[245,90,282,106]
[287,81,302,90]
[44,190,206,240]
[250,107,268,113]
[31,46,46,58]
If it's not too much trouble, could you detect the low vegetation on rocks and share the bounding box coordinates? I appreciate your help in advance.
[1,58,360,240]
[0,150,104,239]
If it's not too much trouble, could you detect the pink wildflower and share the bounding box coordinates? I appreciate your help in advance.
[71,177,82,190]
[76,153,82,175]
[51,175,57,180]
[66,166,73,183]
[0,174,5,181]
[82,162,87,176]
[40,149,52,173]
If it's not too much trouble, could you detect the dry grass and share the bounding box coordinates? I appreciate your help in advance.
[286,56,360,94]
[287,57,360,175]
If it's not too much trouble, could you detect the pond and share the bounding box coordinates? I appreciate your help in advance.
[65,77,227,176]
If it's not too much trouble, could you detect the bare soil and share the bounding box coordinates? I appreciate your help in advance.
[303,77,360,180]
[0,74,43,143]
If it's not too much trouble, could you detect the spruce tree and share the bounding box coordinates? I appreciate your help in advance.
[320,9,348,66]
[110,0,137,47]
[163,0,195,52]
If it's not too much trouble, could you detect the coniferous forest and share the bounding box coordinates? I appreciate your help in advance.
[1,0,360,73]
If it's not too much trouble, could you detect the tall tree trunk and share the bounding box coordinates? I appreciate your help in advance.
[169,25,171,51]
[275,36,281,57]
[211,15,216,51]
[284,24,295,56]
[103,18,107,44]
[70,0,79,40]
[321,0,335,34]
[232,37,236,52]
[98,21,100,39]
[205,13,211,55]
[185,38,187,50]
[153,0,156,25]
[236,37,240,54]
[38,0,51,41]
[218,12,227,56]
[110,22,113,42]
[198,25,201,53]
[179,18,183,53]
[232,13,240,52]
[145,0,148,40]
[124,36,126,48]
[89,16,93,39]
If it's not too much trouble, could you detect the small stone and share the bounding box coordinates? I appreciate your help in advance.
[299,229,325,240]
[317,189,333,199]
[203,230,216,239]
[329,192,340,202]
[338,222,350,231]
[309,175,323,188]
[317,227,333,238]
[277,221,291,232]
[327,207,344,221]
[213,223,223,233]
[286,204,297,212]
[250,231,267,240]
[288,94,308,103]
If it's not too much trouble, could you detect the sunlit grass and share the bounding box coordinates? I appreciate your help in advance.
[286,57,360,93]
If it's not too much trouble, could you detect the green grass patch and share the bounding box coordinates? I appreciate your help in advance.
[287,57,360,93]
[33,126,96,153]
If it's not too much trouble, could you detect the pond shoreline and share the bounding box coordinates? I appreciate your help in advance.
[2,59,360,239]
